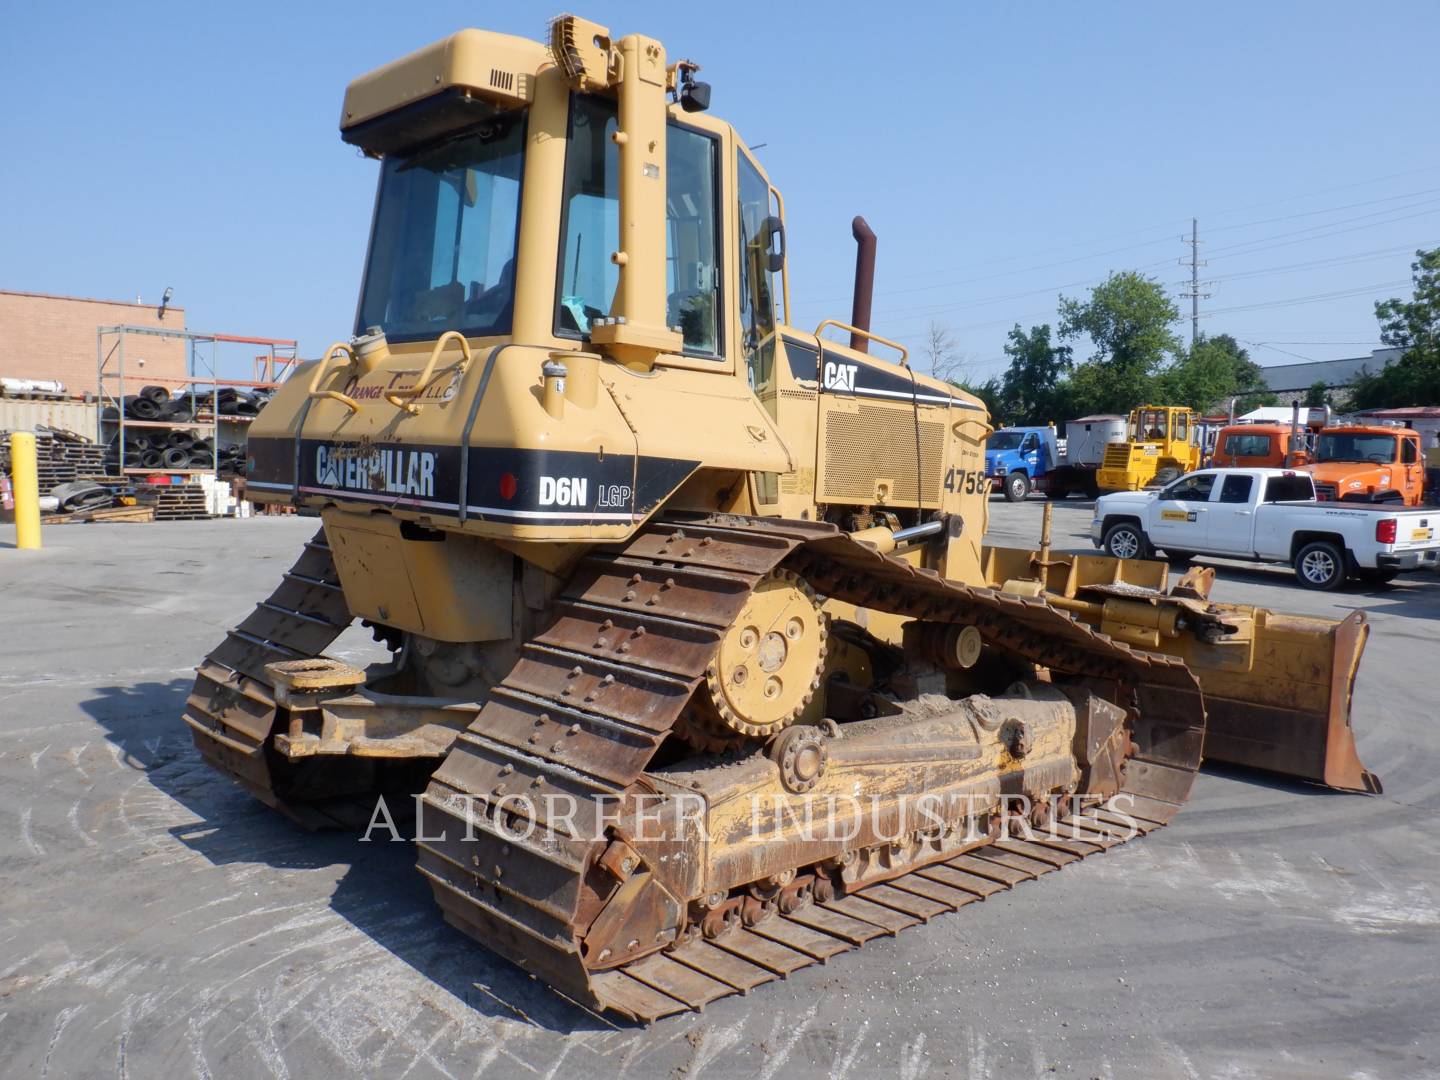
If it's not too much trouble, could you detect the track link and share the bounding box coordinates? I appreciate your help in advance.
[182,528,375,828]
[588,810,1177,1021]
[416,515,1206,1021]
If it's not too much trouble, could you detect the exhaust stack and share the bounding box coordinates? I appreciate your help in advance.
[850,216,876,353]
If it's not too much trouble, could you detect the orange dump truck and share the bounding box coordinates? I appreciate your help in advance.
[1209,422,1310,469]
[1306,424,1427,506]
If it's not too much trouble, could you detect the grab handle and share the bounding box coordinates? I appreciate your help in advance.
[386,331,473,413]
[307,342,360,413]
[813,320,909,368]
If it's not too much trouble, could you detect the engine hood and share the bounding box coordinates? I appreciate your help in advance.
[985,449,1013,470]
[1095,490,1155,513]
[1307,462,1393,496]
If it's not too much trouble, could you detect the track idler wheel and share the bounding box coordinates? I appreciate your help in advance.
[697,568,828,742]
[768,721,834,794]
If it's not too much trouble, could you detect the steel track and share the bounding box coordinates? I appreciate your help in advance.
[415,515,1206,1021]
[182,518,1205,1021]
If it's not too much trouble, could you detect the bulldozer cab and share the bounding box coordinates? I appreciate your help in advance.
[245,15,993,576]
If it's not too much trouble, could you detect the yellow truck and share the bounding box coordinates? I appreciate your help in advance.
[1097,405,1204,491]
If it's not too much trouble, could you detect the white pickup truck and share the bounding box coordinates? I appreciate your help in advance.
[1091,467,1440,589]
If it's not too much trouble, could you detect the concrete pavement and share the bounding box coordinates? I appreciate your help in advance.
[0,507,1435,1079]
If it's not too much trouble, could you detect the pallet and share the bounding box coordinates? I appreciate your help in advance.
[2,431,113,495]
[42,505,155,525]
[138,484,211,521]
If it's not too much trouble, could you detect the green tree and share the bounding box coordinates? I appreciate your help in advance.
[1058,272,1180,414]
[1211,333,1278,407]
[1155,334,1278,412]
[954,377,1003,421]
[1350,247,1440,407]
[997,323,1071,423]
[1303,380,1330,407]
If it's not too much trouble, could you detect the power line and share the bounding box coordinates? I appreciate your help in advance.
[1202,185,1440,236]
[840,187,1437,352]
[1241,340,1318,362]
[872,234,1427,330]
[889,215,1431,330]
[1201,243,1427,284]
[795,171,1440,308]
[1200,164,1440,220]
[1200,279,1411,318]
[1204,198,1440,260]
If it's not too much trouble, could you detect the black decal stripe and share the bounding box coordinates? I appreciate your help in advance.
[247,435,699,525]
[782,336,818,381]
[781,340,982,411]
[820,346,984,411]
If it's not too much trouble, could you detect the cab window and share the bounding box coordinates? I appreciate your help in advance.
[738,151,776,362]
[556,96,619,336]
[1218,475,1253,503]
[1402,438,1419,464]
[555,96,722,356]
[1264,475,1314,502]
[1224,433,1272,458]
[1161,473,1216,501]
[1174,412,1189,443]
[357,117,525,341]
[666,125,721,354]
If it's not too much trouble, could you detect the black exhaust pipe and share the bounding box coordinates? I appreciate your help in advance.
[850,216,876,354]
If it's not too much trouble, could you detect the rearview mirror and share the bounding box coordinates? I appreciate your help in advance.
[763,215,785,273]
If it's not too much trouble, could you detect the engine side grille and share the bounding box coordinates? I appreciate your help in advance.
[821,404,945,506]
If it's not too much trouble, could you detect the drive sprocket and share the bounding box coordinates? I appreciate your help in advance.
[696,567,828,741]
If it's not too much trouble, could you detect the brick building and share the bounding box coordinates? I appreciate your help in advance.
[0,290,189,397]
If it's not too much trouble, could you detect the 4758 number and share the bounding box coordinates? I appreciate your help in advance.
[943,468,985,494]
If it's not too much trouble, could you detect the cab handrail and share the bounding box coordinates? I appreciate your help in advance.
[813,320,909,368]
[386,331,473,413]
[306,342,360,413]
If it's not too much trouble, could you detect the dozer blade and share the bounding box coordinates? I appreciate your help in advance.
[1189,609,1380,794]
[991,548,1383,794]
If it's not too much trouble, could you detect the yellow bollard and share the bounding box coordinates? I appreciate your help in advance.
[10,431,41,549]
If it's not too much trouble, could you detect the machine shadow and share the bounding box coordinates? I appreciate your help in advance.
[1198,759,1348,797]
[80,676,611,1034]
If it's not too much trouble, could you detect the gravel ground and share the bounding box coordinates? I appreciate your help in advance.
[0,504,1436,1079]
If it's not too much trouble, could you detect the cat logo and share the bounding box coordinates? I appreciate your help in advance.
[822,360,858,392]
[539,475,588,507]
[315,444,435,497]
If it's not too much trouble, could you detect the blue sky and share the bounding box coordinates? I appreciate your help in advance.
[3,1,1437,382]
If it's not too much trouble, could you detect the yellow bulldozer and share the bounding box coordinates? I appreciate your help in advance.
[185,15,1379,1022]
[1097,405,1205,492]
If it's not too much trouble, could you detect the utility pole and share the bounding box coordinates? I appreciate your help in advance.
[1178,218,1212,348]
